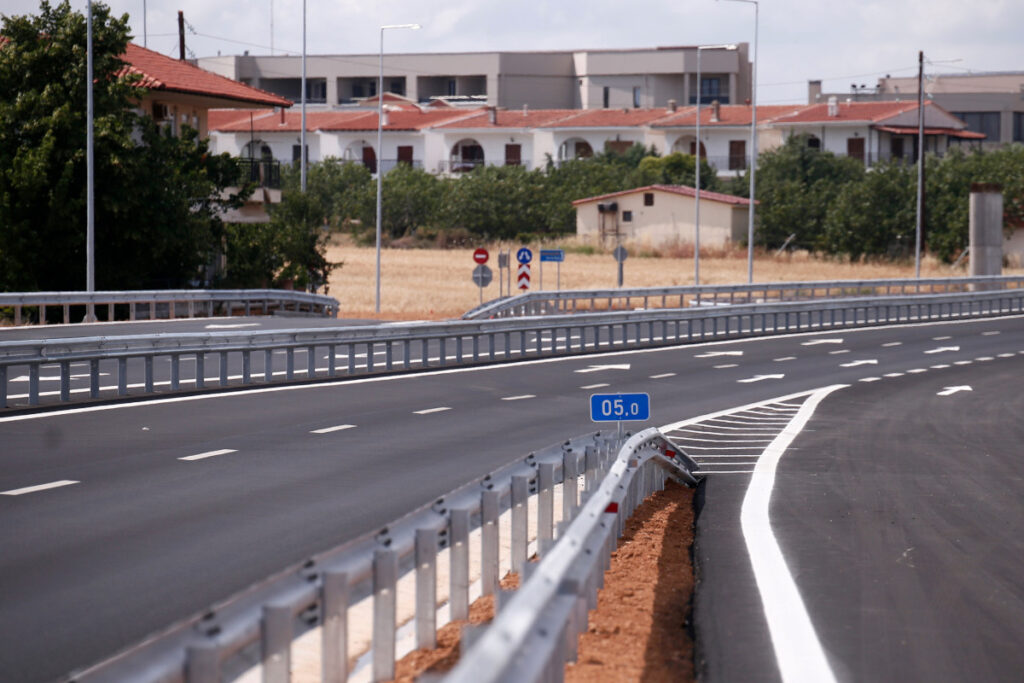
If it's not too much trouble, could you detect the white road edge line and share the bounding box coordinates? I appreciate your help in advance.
[740,384,846,683]
[2,479,80,496]
[310,424,356,434]
[179,448,237,461]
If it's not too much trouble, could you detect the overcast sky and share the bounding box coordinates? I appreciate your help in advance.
[5,1,1022,104]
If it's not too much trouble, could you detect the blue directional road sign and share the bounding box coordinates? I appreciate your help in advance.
[539,249,565,263]
[590,393,650,422]
[517,247,533,264]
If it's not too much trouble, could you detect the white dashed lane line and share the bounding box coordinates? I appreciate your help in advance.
[649,373,676,379]
[982,331,1000,336]
[882,342,903,347]
[179,449,237,462]
[933,336,952,341]
[714,364,738,369]
[828,349,850,355]
[925,346,960,354]
[579,383,609,390]
[860,377,882,382]
[310,424,356,434]
[954,360,973,366]
[501,395,536,401]
[773,357,797,362]
[930,364,951,369]
[1,480,79,496]
[414,407,451,415]
[801,339,844,346]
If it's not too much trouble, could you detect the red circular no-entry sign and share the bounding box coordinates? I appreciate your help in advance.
[473,248,489,264]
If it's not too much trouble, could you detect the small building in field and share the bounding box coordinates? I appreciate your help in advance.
[572,185,754,249]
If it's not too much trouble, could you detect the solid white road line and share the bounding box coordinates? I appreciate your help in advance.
[414,407,451,415]
[179,449,237,461]
[205,323,261,329]
[2,479,79,496]
[740,384,845,683]
[310,424,356,434]
[501,395,535,401]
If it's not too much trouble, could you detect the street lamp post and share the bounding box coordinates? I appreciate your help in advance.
[300,0,306,192]
[86,0,96,322]
[694,44,736,287]
[720,0,759,283]
[375,23,420,314]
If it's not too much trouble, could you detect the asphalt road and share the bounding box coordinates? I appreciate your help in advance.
[1,315,1022,680]
[690,335,1024,682]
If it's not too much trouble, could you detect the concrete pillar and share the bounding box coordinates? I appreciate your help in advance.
[326,77,338,107]
[969,182,1003,283]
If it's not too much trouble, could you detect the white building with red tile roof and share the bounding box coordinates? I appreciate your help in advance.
[572,184,755,249]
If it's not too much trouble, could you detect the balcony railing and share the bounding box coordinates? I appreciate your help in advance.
[236,158,282,189]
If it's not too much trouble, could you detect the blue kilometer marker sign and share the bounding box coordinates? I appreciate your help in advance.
[590,393,650,422]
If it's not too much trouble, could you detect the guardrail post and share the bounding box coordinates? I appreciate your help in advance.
[261,603,292,683]
[472,334,479,362]
[286,348,295,380]
[439,338,446,367]
[242,351,252,385]
[194,353,205,390]
[420,339,428,368]
[117,358,128,395]
[185,643,220,683]
[584,446,599,494]
[328,345,337,377]
[308,345,317,378]
[28,363,40,406]
[219,351,228,387]
[321,570,349,683]
[62,303,70,324]
[385,341,393,371]
[0,366,7,408]
[373,548,399,682]
[450,508,470,620]
[415,529,438,650]
[347,344,356,375]
[503,331,511,359]
[511,475,529,574]
[481,489,500,596]
[264,348,277,381]
[538,462,555,555]
[456,336,463,364]
[170,354,180,392]
[402,340,411,370]
[562,448,578,528]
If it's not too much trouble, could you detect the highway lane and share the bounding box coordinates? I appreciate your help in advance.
[691,342,1024,681]
[1,315,1023,680]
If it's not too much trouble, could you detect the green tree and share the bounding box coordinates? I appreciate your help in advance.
[631,152,721,191]
[0,1,246,291]
[820,161,916,259]
[751,135,864,250]
[444,165,549,240]
[380,164,444,239]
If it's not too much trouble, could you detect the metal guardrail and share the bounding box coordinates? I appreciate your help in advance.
[446,429,697,683]
[3,288,1023,409]
[0,289,339,325]
[70,430,677,682]
[463,275,1024,319]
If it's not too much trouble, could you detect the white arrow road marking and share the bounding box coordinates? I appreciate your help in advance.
[840,359,878,368]
[2,480,79,496]
[695,351,744,358]
[925,346,960,354]
[574,364,631,373]
[801,339,843,346]
[937,386,972,397]
[179,449,237,462]
[738,374,785,384]
[205,323,261,329]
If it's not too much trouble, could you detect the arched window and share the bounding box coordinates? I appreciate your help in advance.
[450,139,485,172]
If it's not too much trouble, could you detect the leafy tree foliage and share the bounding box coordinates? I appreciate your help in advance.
[821,161,916,260]
[0,1,246,291]
[632,152,721,191]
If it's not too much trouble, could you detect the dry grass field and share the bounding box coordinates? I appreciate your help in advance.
[324,236,1019,320]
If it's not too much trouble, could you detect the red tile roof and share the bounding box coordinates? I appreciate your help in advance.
[432,108,580,129]
[652,104,804,127]
[209,107,477,133]
[543,108,678,128]
[770,100,921,124]
[572,184,754,207]
[874,125,985,139]
[121,43,292,108]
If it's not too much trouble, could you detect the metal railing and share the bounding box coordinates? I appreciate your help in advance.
[3,288,1023,410]
[0,289,339,326]
[464,275,1024,319]
[235,158,283,189]
[446,429,695,683]
[70,430,696,682]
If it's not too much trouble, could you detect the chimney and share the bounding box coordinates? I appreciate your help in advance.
[668,99,677,112]
[280,107,285,125]
[808,79,822,104]
[827,96,839,117]
[522,103,529,117]
[488,106,497,125]
[711,99,720,122]
[382,109,389,126]
[177,11,186,61]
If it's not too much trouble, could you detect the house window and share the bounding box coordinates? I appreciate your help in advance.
[622,210,633,222]
[447,79,457,96]
[292,145,309,163]
[633,87,641,108]
[699,77,721,104]
[954,111,1001,141]
[352,83,364,98]
[807,136,821,150]
[397,146,414,165]
[729,140,747,170]
[389,79,405,96]
[505,143,522,166]
[306,80,327,103]
[603,86,610,109]
[644,192,654,206]
[1013,112,1023,142]
[891,137,905,160]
